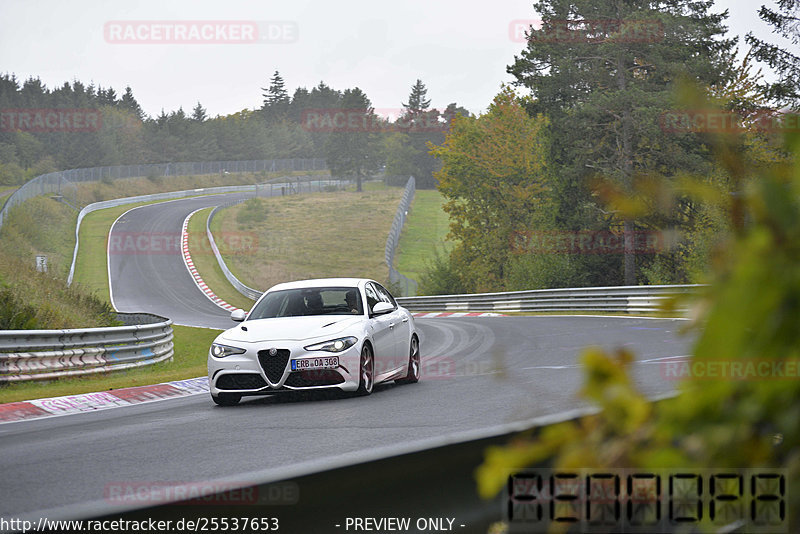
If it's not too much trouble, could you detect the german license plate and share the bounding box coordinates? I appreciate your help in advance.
[291,356,339,371]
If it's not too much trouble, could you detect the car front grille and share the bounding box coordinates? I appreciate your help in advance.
[284,370,344,387]
[216,373,267,390]
[257,349,291,383]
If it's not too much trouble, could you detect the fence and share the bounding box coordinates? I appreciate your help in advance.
[385,177,418,296]
[0,313,174,383]
[0,158,327,230]
[397,284,701,314]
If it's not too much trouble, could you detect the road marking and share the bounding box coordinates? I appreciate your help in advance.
[0,378,210,425]
[180,208,240,312]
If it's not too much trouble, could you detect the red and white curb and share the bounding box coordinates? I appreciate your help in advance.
[182,209,239,312]
[411,312,505,318]
[0,377,209,424]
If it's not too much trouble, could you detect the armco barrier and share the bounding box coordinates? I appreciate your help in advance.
[205,177,410,302]
[207,203,263,301]
[385,177,418,296]
[0,158,327,231]
[66,184,260,286]
[397,284,701,314]
[67,177,353,288]
[72,401,690,531]
[0,313,173,383]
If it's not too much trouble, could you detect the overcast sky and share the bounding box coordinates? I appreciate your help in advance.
[0,0,789,118]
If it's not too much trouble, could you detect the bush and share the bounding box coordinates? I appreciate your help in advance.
[476,122,800,533]
[235,198,268,226]
[0,288,39,329]
[418,247,465,295]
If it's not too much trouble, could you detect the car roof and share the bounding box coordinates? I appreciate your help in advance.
[266,278,372,292]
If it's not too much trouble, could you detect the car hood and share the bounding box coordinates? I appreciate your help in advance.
[220,315,364,343]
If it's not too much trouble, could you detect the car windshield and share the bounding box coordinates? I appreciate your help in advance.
[247,286,363,319]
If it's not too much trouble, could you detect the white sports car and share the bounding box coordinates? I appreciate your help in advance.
[207,278,420,406]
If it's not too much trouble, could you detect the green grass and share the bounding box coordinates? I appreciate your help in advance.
[0,324,218,404]
[72,203,144,302]
[187,207,255,311]
[395,190,452,283]
[344,179,390,192]
[0,196,78,278]
[217,188,404,291]
[0,197,118,329]
[71,196,223,302]
[73,170,328,206]
[0,186,16,203]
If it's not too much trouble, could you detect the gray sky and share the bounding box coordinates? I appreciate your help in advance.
[0,0,789,118]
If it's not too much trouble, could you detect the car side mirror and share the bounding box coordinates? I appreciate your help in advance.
[231,309,247,322]
[372,302,394,315]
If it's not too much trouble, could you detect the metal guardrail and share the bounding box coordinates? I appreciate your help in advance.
[66,184,262,286]
[397,284,701,314]
[66,177,353,287]
[386,177,418,296]
[0,158,327,230]
[0,313,174,383]
[207,203,263,301]
[74,400,673,531]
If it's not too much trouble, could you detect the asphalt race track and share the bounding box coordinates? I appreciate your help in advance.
[108,192,254,328]
[0,194,696,520]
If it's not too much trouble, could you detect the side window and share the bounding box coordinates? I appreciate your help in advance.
[374,283,397,308]
[364,284,381,313]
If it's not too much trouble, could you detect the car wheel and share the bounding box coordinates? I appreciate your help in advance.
[396,335,420,384]
[356,344,374,396]
[211,393,241,406]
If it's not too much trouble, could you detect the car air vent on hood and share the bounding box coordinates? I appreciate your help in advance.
[321,321,339,328]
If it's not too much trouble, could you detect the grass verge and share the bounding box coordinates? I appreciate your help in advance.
[187,207,255,311]
[74,170,328,206]
[71,202,148,302]
[395,190,452,283]
[0,325,217,404]
[217,188,404,291]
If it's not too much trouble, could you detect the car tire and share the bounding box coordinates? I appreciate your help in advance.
[396,335,420,384]
[211,393,241,406]
[356,344,374,396]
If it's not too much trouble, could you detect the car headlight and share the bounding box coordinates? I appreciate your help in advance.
[304,336,357,353]
[210,343,246,358]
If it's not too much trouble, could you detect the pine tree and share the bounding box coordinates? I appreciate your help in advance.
[508,0,736,285]
[97,87,118,107]
[262,71,289,107]
[120,86,145,120]
[745,0,800,109]
[323,88,381,191]
[392,79,443,188]
[191,101,208,122]
[261,71,290,123]
[402,79,432,121]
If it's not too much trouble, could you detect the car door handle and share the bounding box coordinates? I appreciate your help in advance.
[389,323,394,329]
[402,317,409,323]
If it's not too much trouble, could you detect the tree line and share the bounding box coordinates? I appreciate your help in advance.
[0,72,469,188]
[422,0,800,292]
